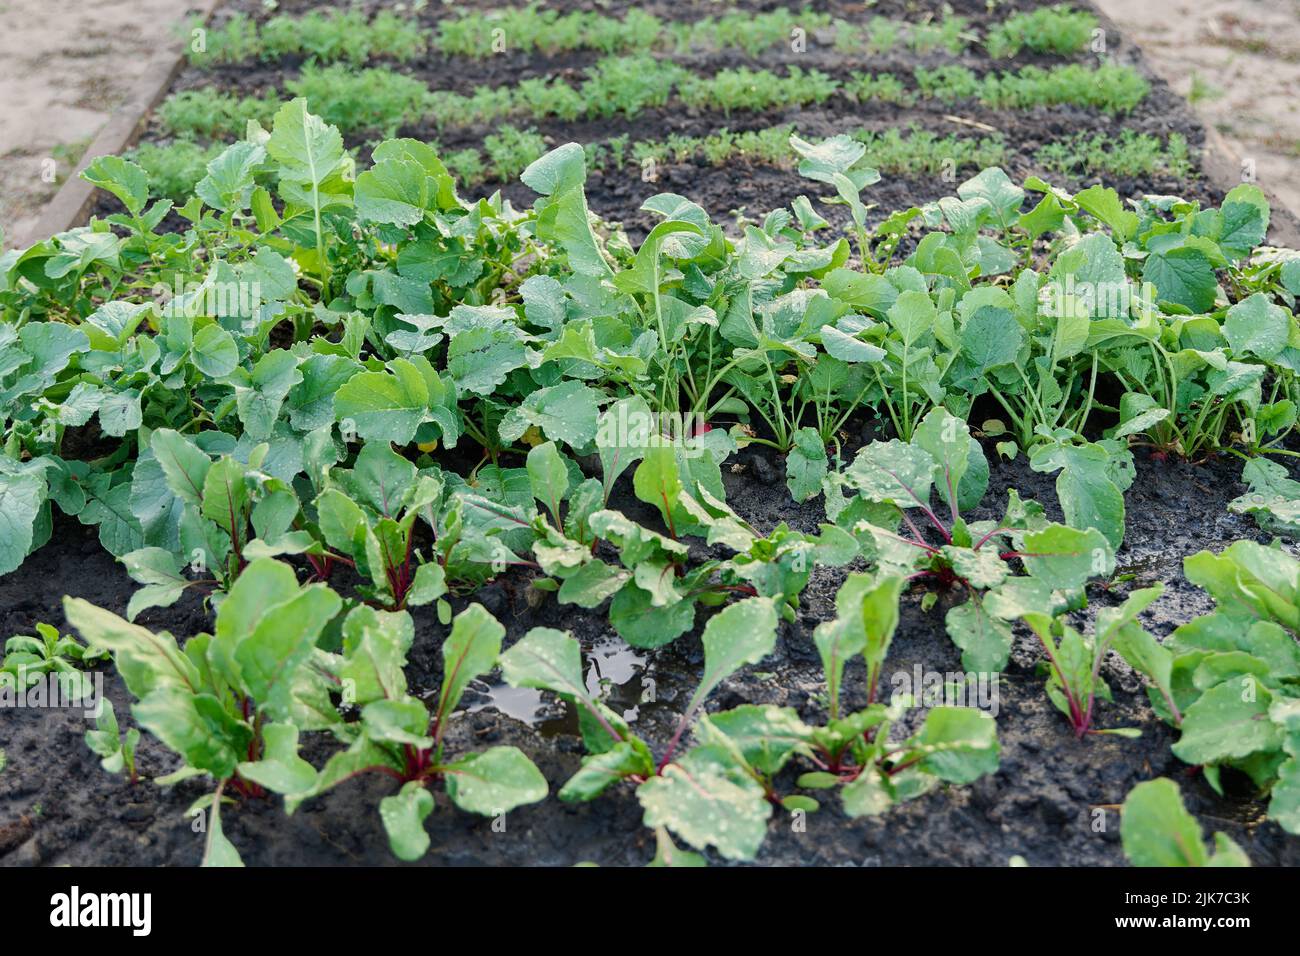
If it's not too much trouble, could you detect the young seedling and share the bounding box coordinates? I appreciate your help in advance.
[313,441,449,612]
[501,597,784,861]
[830,406,1115,671]
[1115,541,1300,834]
[85,699,141,785]
[1021,585,1163,738]
[64,559,344,866]
[800,570,1001,818]
[288,602,547,861]
[2,621,108,683]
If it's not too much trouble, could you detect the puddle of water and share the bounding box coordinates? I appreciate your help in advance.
[474,633,668,736]
[468,682,546,724]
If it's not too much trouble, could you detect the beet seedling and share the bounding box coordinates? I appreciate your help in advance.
[800,571,1001,816]
[1115,541,1300,834]
[64,559,345,866]
[2,621,108,685]
[1021,584,1162,738]
[830,406,1115,671]
[313,440,449,612]
[288,602,547,861]
[85,699,140,785]
[501,596,786,861]
[1121,778,1249,866]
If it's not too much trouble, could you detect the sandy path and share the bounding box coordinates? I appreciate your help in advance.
[1094,0,1300,219]
[0,0,197,248]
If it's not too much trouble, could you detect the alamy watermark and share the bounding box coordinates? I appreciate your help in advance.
[595,402,712,459]
[890,664,1000,717]
[0,668,104,719]
[1040,275,1158,320]
[151,275,262,320]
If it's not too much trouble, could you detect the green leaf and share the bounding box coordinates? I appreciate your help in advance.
[234,584,342,721]
[237,723,316,795]
[83,300,153,349]
[596,395,651,495]
[691,597,779,708]
[438,603,505,717]
[1219,184,1269,260]
[1074,184,1138,242]
[910,706,1000,784]
[608,582,696,648]
[63,597,198,699]
[638,748,772,861]
[1223,293,1289,360]
[379,781,435,860]
[334,358,430,445]
[946,598,1014,672]
[633,445,683,526]
[362,696,432,747]
[1172,680,1281,765]
[700,705,814,777]
[338,604,413,705]
[648,826,708,867]
[959,167,1025,227]
[499,380,600,448]
[210,558,302,685]
[149,429,211,509]
[200,794,245,867]
[820,325,886,362]
[1142,247,1217,313]
[287,354,361,430]
[196,141,265,212]
[557,559,630,608]
[134,687,250,779]
[227,349,302,443]
[444,746,548,815]
[527,441,570,521]
[190,323,239,378]
[121,547,190,620]
[406,562,447,607]
[199,456,249,541]
[498,626,585,699]
[266,98,347,205]
[1020,523,1113,590]
[523,144,611,278]
[1121,778,1250,867]
[845,439,934,507]
[786,427,828,503]
[790,133,867,183]
[356,158,430,225]
[887,289,937,346]
[81,155,149,217]
[841,764,894,817]
[913,407,971,515]
[560,742,654,802]
[0,464,47,575]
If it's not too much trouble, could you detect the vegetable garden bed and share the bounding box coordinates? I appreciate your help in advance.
[3,0,1300,868]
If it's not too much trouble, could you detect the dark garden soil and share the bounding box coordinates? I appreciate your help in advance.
[15,0,1300,866]
[4,437,1300,868]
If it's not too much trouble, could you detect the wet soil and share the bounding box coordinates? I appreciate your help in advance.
[3,438,1299,868]
[17,0,1300,866]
